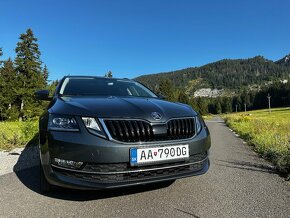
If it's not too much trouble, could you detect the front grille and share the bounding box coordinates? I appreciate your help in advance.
[104,120,154,142]
[167,118,196,140]
[103,118,196,142]
[53,153,208,183]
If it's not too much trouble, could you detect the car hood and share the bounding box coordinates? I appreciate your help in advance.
[49,96,197,122]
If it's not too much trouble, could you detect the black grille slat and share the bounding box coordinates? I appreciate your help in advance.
[167,120,172,136]
[138,121,146,141]
[114,121,123,140]
[144,123,153,141]
[191,119,195,135]
[185,119,189,136]
[142,122,149,140]
[132,121,140,141]
[149,125,154,140]
[126,121,135,140]
[189,119,193,136]
[120,121,129,141]
[173,119,177,136]
[181,119,185,136]
[104,118,196,142]
[177,119,181,136]
[166,118,196,140]
[106,121,117,139]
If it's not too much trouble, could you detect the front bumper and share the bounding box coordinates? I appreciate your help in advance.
[40,124,211,190]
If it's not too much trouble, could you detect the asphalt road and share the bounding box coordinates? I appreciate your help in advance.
[0,117,289,218]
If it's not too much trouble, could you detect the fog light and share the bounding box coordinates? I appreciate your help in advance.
[53,158,83,169]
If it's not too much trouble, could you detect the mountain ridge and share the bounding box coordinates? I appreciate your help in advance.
[135,54,290,93]
[275,54,290,67]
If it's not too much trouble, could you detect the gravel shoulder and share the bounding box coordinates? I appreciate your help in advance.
[0,146,38,176]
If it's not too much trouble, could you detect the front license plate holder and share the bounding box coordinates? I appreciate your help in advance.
[130,144,189,166]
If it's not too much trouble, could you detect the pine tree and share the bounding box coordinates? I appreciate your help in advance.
[159,79,174,101]
[0,58,18,119]
[178,91,189,104]
[105,71,113,78]
[215,99,222,114]
[14,28,45,120]
[0,47,3,67]
[43,65,49,85]
[222,97,232,113]
[196,97,209,115]
[241,89,251,111]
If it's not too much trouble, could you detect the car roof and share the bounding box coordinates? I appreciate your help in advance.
[62,75,132,81]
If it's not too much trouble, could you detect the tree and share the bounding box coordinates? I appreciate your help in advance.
[214,98,222,114]
[43,65,49,85]
[0,47,3,67]
[177,91,189,104]
[159,79,174,101]
[0,58,18,119]
[105,71,113,78]
[240,89,251,111]
[222,97,232,113]
[46,80,59,97]
[14,28,45,120]
[196,97,209,115]
[216,101,222,114]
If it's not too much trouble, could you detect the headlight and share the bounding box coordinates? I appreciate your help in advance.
[82,117,106,138]
[196,116,203,134]
[48,114,79,131]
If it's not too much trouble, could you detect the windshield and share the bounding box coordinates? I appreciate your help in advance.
[59,77,157,98]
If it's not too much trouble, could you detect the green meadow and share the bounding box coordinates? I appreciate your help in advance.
[224,107,290,176]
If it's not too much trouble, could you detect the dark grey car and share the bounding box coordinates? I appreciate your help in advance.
[36,76,211,192]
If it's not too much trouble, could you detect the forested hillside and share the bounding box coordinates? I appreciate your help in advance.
[136,56,290,91]
[135,55,290,115]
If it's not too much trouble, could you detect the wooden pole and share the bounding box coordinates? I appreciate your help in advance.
[267,93,271,113]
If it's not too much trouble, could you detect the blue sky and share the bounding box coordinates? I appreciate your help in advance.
[0,0,289,81]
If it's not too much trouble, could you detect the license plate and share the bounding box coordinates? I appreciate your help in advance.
[130,144,189,166]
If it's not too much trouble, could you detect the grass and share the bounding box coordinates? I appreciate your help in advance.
[223,107,290,178]
[0,121,38,151]
[202,115,213,120]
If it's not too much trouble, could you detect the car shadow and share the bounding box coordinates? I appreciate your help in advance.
[216,159,277,174]
[13,135,174,201]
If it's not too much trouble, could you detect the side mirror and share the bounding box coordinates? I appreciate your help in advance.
[35,90,52,101]
[157,94,166,100]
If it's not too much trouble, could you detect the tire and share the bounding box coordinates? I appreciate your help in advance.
[40,162,53,193]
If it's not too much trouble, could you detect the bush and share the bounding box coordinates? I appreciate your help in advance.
[0,121,38,150]
[20,120,38,145]
[5,106,20,121]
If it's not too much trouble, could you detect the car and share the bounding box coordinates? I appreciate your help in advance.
[35,76,211,192]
